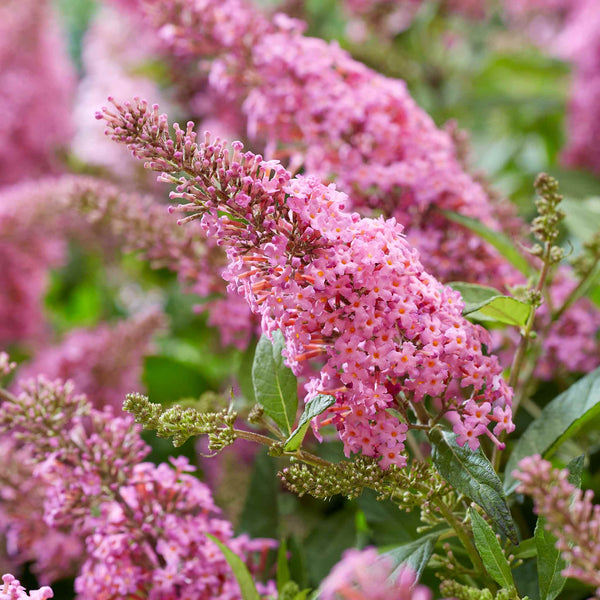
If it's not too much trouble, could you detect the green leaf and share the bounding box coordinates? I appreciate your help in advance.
[470,509,515,589]
[450,282,531,327]
[357,489,421,546]
[206,534,261,600]
[566,455,585,488]
[382,533,438,580]
[277,540,291,594]
[429,429,518,543]
[511,537,537,560]
[252,331,298,436]
[535,516,566,600]
[504,367,600,494]
[284,394,336,451]
[238,339,257,404]
[304,508,357,586]
[238,448,279,538]
[442,210,532,275]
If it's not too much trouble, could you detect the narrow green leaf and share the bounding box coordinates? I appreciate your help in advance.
[206,534,261,600]
[277,540,291,594]
[284,394,336,451]
[382,533,438,580]
[535,516,566,600]
[450,282,531,327]
[441,210,531,275]
[504,367,600,494]
[511,537,537,560]
[429,429,518,543]
[252,331,298,436]
[470,509,515,589]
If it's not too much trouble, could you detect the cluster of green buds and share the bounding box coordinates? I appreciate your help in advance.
[441,581,521,600]
[124,392,237,450]
[529,173,566,263]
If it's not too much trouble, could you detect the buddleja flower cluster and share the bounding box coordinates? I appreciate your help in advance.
[0,376,276,598]
[100,99,514,467]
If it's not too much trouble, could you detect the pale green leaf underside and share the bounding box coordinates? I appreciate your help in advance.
[284,394,336,452]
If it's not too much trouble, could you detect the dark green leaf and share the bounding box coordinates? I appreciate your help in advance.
[357,489,421,546]
[504,367,600,494]
[206,534,261,600]
[304,508,357,586]
[382,533,438,580]
[284,395,336,451]
[450,282,531,327]
[470,509,515,589]
[238,339,257,404]
[566,455,585,488]
[288,535,308,590]
[429,429,517,543]
[238,449,279,538]
[252,331,298,436]
[442,210,531,275]
[277,540,291,594]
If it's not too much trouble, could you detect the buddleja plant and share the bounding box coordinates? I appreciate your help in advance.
[87,97,600,599]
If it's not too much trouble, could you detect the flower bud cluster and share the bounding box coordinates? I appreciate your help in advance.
[124,392,237,450]
[514,455,600,595]
[101,100,514,467]
[531,173,565,249]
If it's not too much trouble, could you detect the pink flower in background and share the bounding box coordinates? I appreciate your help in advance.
[0,574,53,600]
[0,0,75,187]
[17,311,165,410]
[72,4,172,179]
[320,547,432,600]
